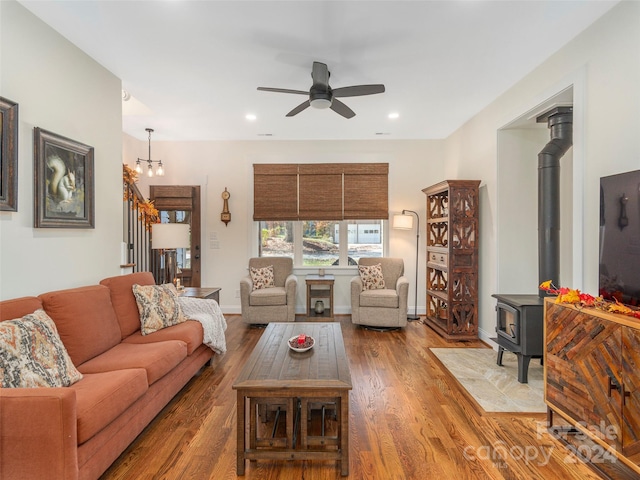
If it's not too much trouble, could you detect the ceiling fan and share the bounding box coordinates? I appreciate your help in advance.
[257,61,385,119]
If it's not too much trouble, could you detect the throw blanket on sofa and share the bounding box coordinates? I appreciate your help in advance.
[177,297,227,354]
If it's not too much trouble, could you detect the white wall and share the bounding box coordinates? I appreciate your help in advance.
[124,138,444,313]
[445,1,640,342]
[0,1,123,300]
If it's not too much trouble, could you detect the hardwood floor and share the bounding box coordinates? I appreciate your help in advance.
[101,316,603,480]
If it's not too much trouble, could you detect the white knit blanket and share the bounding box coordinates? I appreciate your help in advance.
[177,297,227,354]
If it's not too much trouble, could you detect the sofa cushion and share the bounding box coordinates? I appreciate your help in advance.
[100,272,156,338]
[122,320,203,355]
[359,263,386,290]
[39,285,122,366]
[249,287,287,306]
[132,284,188,335]
[71,369,148,444]
[250,265,275,290]
[77,341,187,385]
[0,309,83,388]
[359,289,400,308]
[0,296,43,321]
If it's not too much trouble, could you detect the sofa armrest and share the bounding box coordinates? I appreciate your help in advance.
[284,274,297,301]
[240,275,252,310]
[350,276,364,294]
[396,275,410,311]
[0,388,79,480]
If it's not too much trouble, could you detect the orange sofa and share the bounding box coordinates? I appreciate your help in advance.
[0,272,214,480]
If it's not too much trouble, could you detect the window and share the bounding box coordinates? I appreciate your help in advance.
[259,219,385,266]
[259,221,293,258]
[303,220,339,266]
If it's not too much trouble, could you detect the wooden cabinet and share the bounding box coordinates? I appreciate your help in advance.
[422,180,480,341]
[545,300,640,474]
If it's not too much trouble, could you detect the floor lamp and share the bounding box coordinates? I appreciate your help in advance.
[393,210,420,321]
[151,223,190,285]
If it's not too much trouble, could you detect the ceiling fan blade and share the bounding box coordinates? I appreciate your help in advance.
[332,84,386,98]
[330,99,356,119]
[311,62,330,88]
[286,100,311,117]
[257,87,308,95]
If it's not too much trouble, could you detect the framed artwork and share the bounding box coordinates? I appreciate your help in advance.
[0,97,18,211]
[34,128,95,228]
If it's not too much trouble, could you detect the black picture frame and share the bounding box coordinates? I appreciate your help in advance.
[0,97,18,211]
[34,127,95,228]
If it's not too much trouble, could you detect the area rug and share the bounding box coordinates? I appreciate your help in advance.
[430,348,545,413]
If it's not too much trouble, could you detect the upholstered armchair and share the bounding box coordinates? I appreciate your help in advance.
[240,257,297,324]
[350,257,409,329]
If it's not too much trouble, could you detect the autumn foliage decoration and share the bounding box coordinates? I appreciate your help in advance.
[123,164,159,229]
[540,280,640,319]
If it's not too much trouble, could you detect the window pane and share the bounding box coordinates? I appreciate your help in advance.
[302,221,339,266]
[347,220,383,264]
[259,221,294,258]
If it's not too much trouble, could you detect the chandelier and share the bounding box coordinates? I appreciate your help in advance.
[135,128,164,177]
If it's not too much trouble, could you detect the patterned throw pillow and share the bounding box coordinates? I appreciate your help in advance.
[132,284,188,335]
[250,265,275,291]
[0,309,83,388]
[359,263,386,290]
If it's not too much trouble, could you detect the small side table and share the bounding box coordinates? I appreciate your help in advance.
[179,287,220,303]
[306,275,335,320]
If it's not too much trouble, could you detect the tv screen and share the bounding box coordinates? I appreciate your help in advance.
[599,169,640,306]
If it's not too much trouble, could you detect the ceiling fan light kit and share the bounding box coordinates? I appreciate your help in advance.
[258,61,385,119]
[310,97,332,110]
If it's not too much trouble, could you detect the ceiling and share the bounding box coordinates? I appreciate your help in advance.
[19,0,618,142]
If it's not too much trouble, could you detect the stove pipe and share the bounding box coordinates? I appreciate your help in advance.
[537,107,573,297]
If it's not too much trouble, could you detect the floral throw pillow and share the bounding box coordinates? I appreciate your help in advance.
[132,284,188,335]
[250,265,275,291]
[359,263,386,290]
[0,309,83,388]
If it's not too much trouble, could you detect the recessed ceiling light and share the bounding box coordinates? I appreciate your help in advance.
[245,114,257,121]
[388,112,399,120]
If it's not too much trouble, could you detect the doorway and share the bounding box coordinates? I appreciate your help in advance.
[150,185,201,287]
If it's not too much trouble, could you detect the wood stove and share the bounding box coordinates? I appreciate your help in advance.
[491,294,545,383]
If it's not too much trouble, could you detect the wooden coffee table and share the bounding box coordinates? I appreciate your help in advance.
[232,322,352,476]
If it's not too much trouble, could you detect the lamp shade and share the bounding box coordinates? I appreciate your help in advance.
[151,223,190,249]
[393,214,414,230]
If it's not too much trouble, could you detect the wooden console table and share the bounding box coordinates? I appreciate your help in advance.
[233,322,352,476]
[179,287,220,303]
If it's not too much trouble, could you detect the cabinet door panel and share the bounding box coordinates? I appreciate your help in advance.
[545,303,622,448]
[623,328,640,460]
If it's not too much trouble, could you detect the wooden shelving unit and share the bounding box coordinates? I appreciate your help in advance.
[422,180,480,341]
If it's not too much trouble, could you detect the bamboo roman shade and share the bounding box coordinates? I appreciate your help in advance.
[253,164,298,220]
[253,163,389,221]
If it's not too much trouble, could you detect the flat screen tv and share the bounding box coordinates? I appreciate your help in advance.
[599,169,640,306]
